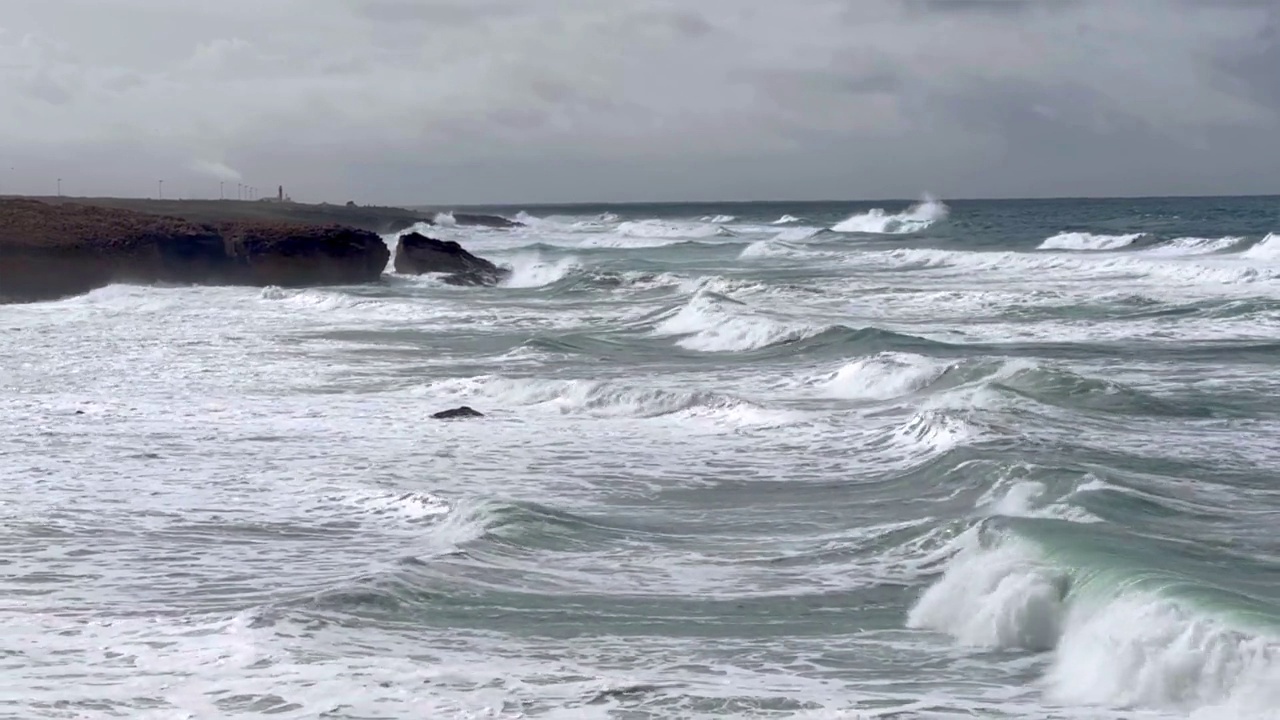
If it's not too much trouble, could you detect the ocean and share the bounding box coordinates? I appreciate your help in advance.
[2,195,1279,719]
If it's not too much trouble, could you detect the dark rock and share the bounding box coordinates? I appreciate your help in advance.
[451,213,521,229]
[0,199,390,303]
[431,406,485,419]
[393,232,509,286]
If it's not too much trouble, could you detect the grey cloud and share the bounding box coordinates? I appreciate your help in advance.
[1,0,1278,204]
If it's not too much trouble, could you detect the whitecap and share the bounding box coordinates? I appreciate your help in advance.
[497,254,581,288]
[651,291,819,352]
[1241,233,1280,261]
[1038,232,1144,251]
[832,197,949,234]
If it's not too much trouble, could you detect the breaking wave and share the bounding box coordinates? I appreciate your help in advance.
[497,254,581,288]
[832,197,949,235]
[771,214,804,225]
[1038,232,1145,251]
[1139,236,1245,256]
[423,375,786,425]
[874,247,1280,286]
[805,352,954,401]
[909,529,1280,717]
[615,219,733,240]
[1242,233,1280,261]
[651,291,822,352]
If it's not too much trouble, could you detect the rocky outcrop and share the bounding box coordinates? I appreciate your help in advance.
[0,199,390,303]
[393,232,509,286]
[452,213,520,229]
[431,406,485,419]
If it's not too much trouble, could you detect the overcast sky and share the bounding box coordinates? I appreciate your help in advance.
[2,0,1278,205]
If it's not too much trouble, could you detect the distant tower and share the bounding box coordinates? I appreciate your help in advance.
[278,185,283,203]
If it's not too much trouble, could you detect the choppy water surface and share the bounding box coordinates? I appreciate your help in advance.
[3,196,1280,719]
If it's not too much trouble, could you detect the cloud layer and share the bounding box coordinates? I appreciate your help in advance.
[2,0,1277,204]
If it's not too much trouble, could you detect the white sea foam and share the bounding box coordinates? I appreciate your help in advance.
[832,197,949,234]
[739,239,812,259]
[614,219,733,240]
[423,374,791,426]
[1140,236,1245,256]
[434,211,458,227]
[497,254,581,288]
[1038,232,1145,251]
[1242,233,1280,261]
[702,214,737,223]
[808,352,951,401]
[771,214,803,225]
[908,534,1068,651]
[652,291,819,352]
[891,410,983,454]
[911,534,1280,717]
[873,247,1280,288]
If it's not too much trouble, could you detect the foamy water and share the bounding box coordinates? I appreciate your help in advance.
[3,196,1280,719]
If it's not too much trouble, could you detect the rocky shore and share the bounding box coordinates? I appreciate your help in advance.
[0,199,390,302]
[0,198,519,303]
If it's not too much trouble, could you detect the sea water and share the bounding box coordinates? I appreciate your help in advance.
[2,195,1279,718]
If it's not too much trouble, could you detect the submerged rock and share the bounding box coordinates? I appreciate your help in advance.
[0,199,389,303]
[431,406,485,420]
[393,232,509,286]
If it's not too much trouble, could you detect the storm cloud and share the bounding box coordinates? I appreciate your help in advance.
[1,0,1277,204]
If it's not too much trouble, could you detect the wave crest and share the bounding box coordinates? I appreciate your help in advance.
[1038,232,1144,251]
[425,375,785,425]
[910,531,1280,716]
[832,197,949,234]
[652,291,821,352]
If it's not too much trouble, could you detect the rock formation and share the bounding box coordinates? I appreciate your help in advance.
[0,199,390,303]
[393,232,509,286]
[431,406,485,419]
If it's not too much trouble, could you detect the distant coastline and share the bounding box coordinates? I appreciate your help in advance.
[1,195,433,236]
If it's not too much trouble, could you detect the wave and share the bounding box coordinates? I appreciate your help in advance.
[773,226,824,242]
[496,254,581,288]
[433,211,457,227]
[615,219,733,240]
[424,374,789,425]
[909,530,1280,716]
[700,214,737,223]
[806,352,954,401]
[513,211,619,234]
[1038,232,1145,251]
[832,197,949,235]
[652,291,822,352]
[1241,233,1280,261]
[875,247,1280,287]
[1140,236,1245,256]
[991,361,1215,418]
[771,214,804,225]
[740,240,797,259]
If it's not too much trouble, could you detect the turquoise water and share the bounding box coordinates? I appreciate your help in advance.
[1,195,1278,718]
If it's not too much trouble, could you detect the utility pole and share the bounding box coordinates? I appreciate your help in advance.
[220,181,224,200]
[158,179,163,200]
[57,178,61,196]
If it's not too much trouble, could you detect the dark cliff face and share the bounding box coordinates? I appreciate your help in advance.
[393,232,508,286]
[0,199,390,303]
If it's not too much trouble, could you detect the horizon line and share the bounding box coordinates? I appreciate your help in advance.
[411,190,1280,210]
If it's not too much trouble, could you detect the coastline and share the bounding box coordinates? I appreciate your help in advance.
[5,195,433,235]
